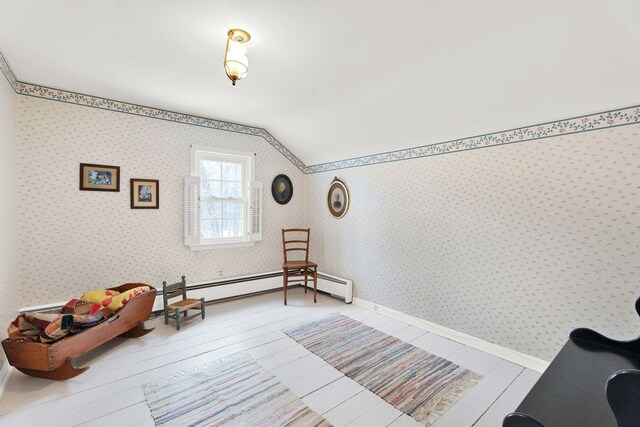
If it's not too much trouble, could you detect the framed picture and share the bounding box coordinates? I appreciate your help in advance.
[130,179,159,209]
[271,174,293,205]
[79,163,120,192]
[327,177,349,219]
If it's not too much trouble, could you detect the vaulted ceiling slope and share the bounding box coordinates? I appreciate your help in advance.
[1,1,639,165]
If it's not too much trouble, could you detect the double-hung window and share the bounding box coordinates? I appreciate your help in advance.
[185,146,262,250]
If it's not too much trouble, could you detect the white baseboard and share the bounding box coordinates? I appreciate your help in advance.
[352,297,550,373]
[0,360,12,401]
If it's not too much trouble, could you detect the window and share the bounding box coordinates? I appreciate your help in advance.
[185,146,262,250]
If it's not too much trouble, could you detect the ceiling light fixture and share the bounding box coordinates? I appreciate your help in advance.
[224,29,251,86]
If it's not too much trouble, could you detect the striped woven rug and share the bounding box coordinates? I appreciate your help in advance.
[142,352,329,427]
[284,314,482,426]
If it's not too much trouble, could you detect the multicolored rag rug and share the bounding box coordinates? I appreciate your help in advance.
[142,352,329,427]
[284,314,482,426]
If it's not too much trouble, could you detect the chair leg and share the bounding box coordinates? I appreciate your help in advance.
[313,268,317,303]
[304,275,308,293]
[175,308,181,330]
[283,269,288,305]
[164,308,169,325]
[201,298,205,319]
[184,310,188,317]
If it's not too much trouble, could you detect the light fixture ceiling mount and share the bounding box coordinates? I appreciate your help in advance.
[224,29,251,86]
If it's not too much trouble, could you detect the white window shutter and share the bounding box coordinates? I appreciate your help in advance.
[184,176,201,246]
[249,181,262,242]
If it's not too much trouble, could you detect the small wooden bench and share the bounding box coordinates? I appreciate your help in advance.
[1,283,156,380]
[504,296,640,427]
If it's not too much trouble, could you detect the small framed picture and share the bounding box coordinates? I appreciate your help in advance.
[327,177,349,219]
[79,163,120,192]
[271,174,293,205]
[130,179,159,209]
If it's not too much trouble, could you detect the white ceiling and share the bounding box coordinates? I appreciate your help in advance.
[1,1,639,165]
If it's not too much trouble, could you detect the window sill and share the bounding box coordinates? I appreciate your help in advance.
[187,241,256,251]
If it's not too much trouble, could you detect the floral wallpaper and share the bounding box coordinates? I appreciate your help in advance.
[306,125,640,361]
[0,59,19,360]
[17,96,307,306]
[3,47,640,362]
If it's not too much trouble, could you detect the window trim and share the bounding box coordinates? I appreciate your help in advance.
[189,145,256,250]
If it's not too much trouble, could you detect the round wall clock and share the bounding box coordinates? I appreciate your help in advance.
[327,177,349,219]
[271,174,293,205]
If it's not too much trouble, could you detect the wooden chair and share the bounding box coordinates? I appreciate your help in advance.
[282,228,318,305]
[162,276,205,330]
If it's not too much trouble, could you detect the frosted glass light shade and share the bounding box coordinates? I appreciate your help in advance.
[224,29,251,86]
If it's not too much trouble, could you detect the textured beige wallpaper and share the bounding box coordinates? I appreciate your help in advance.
[306,126,640,361]
[13,90,640,362]
[17,96,307,306]
[0,74,19,353]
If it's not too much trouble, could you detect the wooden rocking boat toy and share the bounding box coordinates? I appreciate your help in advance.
[1,283,156,380]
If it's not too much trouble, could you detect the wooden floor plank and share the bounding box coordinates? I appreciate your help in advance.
[323,390,384,426]
[388,414,423,427]
[360,313,396,329]
[389,325,428,343]
[375,318,412,336]
[432,360,524,427]
[255,340,313,370]
[78,401,154,427]
[347,400,404,427]
[410,332,464,358]
[473,369,542,427]
[0,288,540,427]
[446,345,503,376]
[302,376,364,415]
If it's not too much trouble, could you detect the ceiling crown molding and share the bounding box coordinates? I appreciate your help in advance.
[1,49,638,175]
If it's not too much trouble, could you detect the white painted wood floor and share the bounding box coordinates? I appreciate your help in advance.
[0,288,540,427]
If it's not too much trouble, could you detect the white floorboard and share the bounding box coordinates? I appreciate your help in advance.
[303,376,364,415]
[0,288,540,427]
[348,400,404,427]
[324,389,384,426]
[389,414,424,427]
[473,369,541,427]
[432,360,524,427]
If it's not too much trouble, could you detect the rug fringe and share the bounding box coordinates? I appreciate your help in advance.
[423,373,483,425]
[285,313,485,427]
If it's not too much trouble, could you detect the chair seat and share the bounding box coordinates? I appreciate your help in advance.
[168,298,202,310]
[283,260,317,269]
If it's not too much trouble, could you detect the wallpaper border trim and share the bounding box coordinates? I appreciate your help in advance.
[0,48,19,93]
[1,49,638,175]
[0,50,307,172]
[353,297,550,373]
[306,105,640,173]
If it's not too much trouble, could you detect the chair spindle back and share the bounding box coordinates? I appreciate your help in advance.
[281,228,310,264]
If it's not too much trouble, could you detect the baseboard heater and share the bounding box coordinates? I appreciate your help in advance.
[150,271,353,311]
[19,271,353,314]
